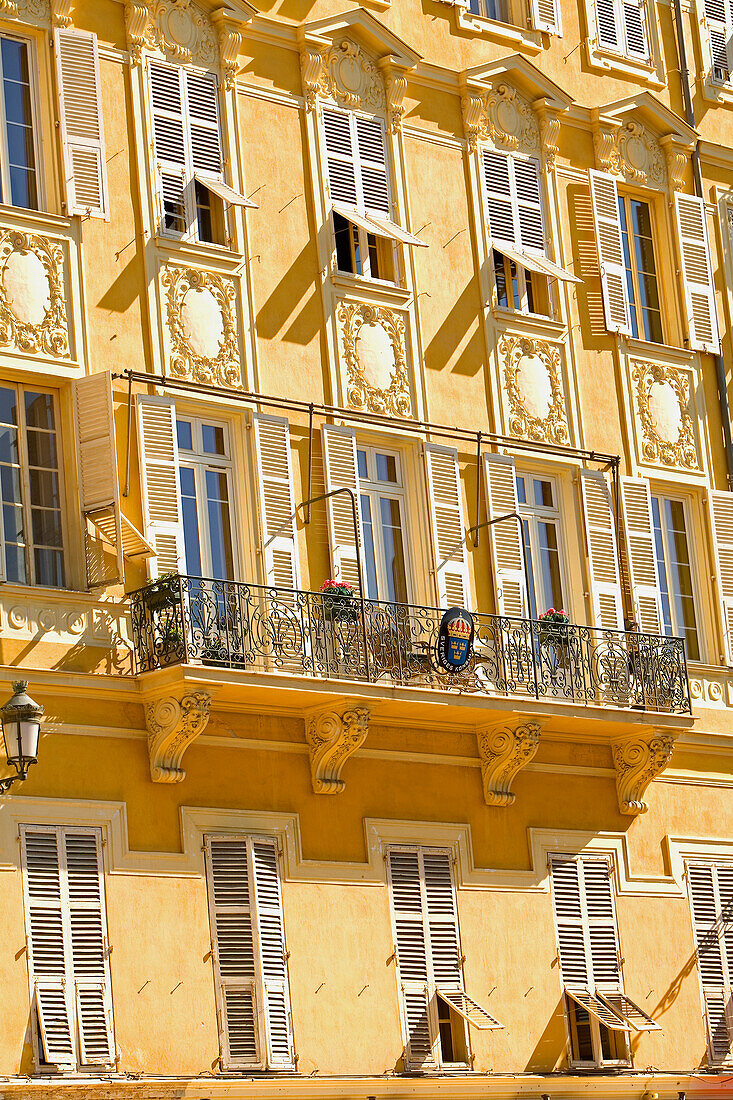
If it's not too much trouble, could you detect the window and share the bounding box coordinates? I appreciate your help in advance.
[550,855,659,1069]
[176,417,235,580]
[516,474,565,620]
[482,149,579,318]
[204,834,295,1070]
[357,447,409,604]
[333,209,396,281]
[618,194,663,343]
[651,494,700,660]
[149,62,232,244]
[387,847,501,1070]
[703,0,733,82]
[468,0,509,21]
[0,384,65,587]
[0,36,39,209]
[20,826,115,1071]
[687,861,733,1064]
[595,0,649,60]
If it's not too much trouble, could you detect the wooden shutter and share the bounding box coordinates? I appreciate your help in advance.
[323,108,358,207]
[704,0,733,80]
[620,477,663,634]
[186,71,222,179]
[387,849,436,1069]
[251,839,294,1068]
[514,158,545,253]
[54,29,108,218]
[529,0,562,35]
[149,62,188,233]
[708,491,733,664]
[674,194,720,353]
[622,0,649,57]
[252,414,300,590]
[354,115,390,217]
[589,170,631,334]
[596,0,620,49]
[583,858,622,987]
[482,150,516,248]
[321,424,362,592]
[687,862,733,1061]
[550,857,590,987]
[482,454,527,618]
[579,469,624,631]
[136,395,185,577]
[205,836,263,1069]
[424,444,470,610]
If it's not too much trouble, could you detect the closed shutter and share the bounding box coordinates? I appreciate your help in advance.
[482,454,527,619]
[323,109,358,207]
[321,424,362,592]
[620,477,663,634]
[589,170,631,334]
[687,862,733,1062]
[514,159,545,252]
[251,839,294,1067]
[674,194,720,353]
[355,115,390,217]
[149,62,187,232]
[579,469,624,631]
[54,29,108,218]
[708,491,733,664]
[424,444,471,610]
[482,150,515,248]
[704,0,733,81]
[596,0,620,49]
[21,827,114,1070]
[186,72,222,179]
[622,0,649,57]
[252,414,300,590]
[205,836,263,1069]
[387,848,437,1068]
[482,151,546,254]
[136,396,185,577]
[529,0,562,35]
[322,109,391,217]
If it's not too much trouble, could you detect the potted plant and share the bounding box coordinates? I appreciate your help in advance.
[319,579,357,623]
[537,608,571,649]
[142,572,181,614]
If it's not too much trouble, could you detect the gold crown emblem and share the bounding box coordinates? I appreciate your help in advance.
[447,616,471,639]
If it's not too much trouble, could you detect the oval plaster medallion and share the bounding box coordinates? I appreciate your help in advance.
[161,6,195,48]
[647,380,682,443]
[515,353,552,421]
[356,322,395,392]
[3,249,50,326]
[181,287,224,361]
[496,98,518,137]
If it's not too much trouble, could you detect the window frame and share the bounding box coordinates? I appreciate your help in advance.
[356,444,412,605]
[649,489,703,662]
[515,471,569,621]
[0,31,43,212]
[175,412,239,581]
[617,190,666,345]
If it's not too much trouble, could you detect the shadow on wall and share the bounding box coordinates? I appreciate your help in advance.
[256,236,322,347]
[525,995,568,1071]
[423,279,485,378]
[630,940,706,1067]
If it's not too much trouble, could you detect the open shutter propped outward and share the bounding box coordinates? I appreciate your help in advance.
[708,491,733,665]
[424,444,471,610]
[675,194,720,353]
[482,454,527,619]
[54,29,108,218]
[687,862,733,1062]
[252,414,300,590]
[620,477,663,634]
[136,396,185,578]
[589,170,631,335]
[321,424,362,592]
[579,469,624,631]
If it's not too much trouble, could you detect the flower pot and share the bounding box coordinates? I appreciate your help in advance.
[143,576,180,613]
[322,593,358,623]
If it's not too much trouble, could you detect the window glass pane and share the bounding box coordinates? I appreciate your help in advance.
[533,479,553,508]
[351,223,362,275]
[663,497,699,660]
[195,179,214,244]
[360,493,378,600]
[516,476,527,505]
[0,385,22,581]
[379,496,408,605]
[651,495,673,637]
[179,465,201,576]
[375,453,397,484]
[537,520,564,612]
[24,391,54,431]
[493,250,509,308]
[618,196,639,340]
[522,517,537,620]
[1,39,37,210]
[202,423,226,456]
[176,420,193,452]
[24,390,63,587]
[630,200,662,343]
[205,469,234,581]
[333,212,354,274]
[357,449,368,480]
[34,548,63,588]
[367,233,380,280]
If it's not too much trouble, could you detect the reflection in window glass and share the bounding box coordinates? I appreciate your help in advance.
[517,472,564,620]
[0,38,37,209]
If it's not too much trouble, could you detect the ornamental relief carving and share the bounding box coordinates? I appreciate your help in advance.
[125,0,217,66]
[162,265,241,389]
[0,0,52,27]
[631,359,698,469]
[594,120,666,188]
[462,83,540,154]
[0,230,69,359]
[337,300,412,417]
[500,335,568,445]
[301,38,385,114]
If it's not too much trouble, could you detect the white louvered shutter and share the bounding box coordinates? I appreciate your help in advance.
[388,849,436,1069]
[622,0,649,57]
[73,373,122,578]
[620,477,663,634]
[704,0,733,81]
[584,858,622,988]
[596,0,620,49]
[321,424,362,592]
[54,29,108,217]
[322,109,391,217]
[483,454,527,618]
[355,115,391,217]
[589,170,631,335]
[205,836,262,1069]
[323,109,358,207]
[424,444,471,610]
[529,0,562,35]
[251,839,294,1068]
[551,857,589,987]
[579,470,624,631]
[136,396,185,577]
[422,850,462,991]
[674,194,720,353]
[252,414,300,590]
[687,862,733,1062]
[514,158,545,253]
[482,150,516,248]
[149,63,188,232]
[551,857,622,988]
[708,491,733,664]
[187,71,223,180]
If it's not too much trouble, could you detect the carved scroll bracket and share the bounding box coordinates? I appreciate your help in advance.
[591,112,622,174]
[612,731,675,815]
[305,702,370,794]
[145,689,214,783]
[460,76,540,155]
[377,57,409,134]
[659,134,692,195]
[211,9,247,92]
[476,720,542,807]
[533,98,562,169]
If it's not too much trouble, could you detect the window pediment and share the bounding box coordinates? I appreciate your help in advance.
[125,0,255,84]
[591,94,696,194]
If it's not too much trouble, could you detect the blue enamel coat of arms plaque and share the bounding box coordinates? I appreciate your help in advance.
[435,607,474,672]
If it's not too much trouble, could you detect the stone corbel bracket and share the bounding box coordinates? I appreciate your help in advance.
[305,702,370,794]
[591,110,622,174]
[659,134,693,196]
[145,689,214,783]
[612,731,675,815]
[211,8,253,92]
[476,720,542,807]
[533,97,562,169]
[377,56,409,134]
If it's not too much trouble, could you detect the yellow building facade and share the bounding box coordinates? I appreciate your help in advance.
[0,0,732,1095]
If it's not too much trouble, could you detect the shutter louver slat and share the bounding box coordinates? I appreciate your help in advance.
[187,72,223,177]
[36,981,76,1065]
[75,981,113,1065]
[529,0,562,34]
[623,0,649,57]
[54,29,108,217]
[424,445,470,609]
[437,990,503,1029]
[708,492,733,665]
[355,116,390,216]
[589,170,631,334]
[403,987,434,1064]
[596,0,620,47]
[321,424,362,592]
[423,852,461,987]
[600,990,661,1031]
[551,858,589,986]
[483,454,527,618]
[579,470,624,631]
[621,477,663,634]
[674,194,719,353]
[565,987,629,1029]
[252,415,300,589]
[136,397,185,577]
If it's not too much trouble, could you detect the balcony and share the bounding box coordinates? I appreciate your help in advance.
[129,576,691,716]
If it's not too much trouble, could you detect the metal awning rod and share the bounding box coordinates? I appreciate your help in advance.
[112,369,619,467]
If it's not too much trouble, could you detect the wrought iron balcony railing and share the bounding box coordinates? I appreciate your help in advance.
[128,575,691,714]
